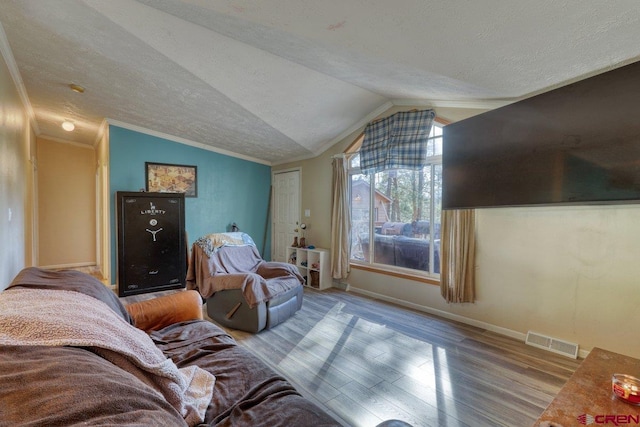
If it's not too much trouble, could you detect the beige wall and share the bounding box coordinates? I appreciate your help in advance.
[37,137,96,267]
[274,104,640,358]
[0,48,34,290]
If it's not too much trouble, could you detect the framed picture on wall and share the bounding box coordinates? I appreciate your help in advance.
[145,162,197,197]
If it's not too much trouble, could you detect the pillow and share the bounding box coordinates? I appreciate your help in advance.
[126,290,203,332]
[6,267,133,324]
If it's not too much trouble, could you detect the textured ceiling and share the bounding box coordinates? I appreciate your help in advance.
[1,0,639,164]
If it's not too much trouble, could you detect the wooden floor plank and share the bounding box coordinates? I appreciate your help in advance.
[325,392,385,427]
[339,380,433,427]
[242,326,344,403]
[265,322,384,389]
[371,379,476,427]
[273,314,405,385]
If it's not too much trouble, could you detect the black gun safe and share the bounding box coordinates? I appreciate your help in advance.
[116,191,186,297]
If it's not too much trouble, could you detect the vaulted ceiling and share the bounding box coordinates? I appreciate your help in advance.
[1,1,639,164]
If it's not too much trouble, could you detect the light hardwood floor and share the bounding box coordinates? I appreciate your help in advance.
[122,287,580,427]
[209,288,580,427]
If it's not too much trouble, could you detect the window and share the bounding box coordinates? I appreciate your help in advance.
[348,122,443,277]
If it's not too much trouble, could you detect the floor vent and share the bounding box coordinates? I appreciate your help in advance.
[525,331,579,359]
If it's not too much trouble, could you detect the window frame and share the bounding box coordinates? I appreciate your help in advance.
[346,119,446,284]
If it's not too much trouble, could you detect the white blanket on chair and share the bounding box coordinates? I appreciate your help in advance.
[0,288,215,426]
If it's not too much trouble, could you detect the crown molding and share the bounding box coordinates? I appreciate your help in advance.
[106,119,271,166]
[391,98,516,110]
[0,22,40,135]
[37,134,95,149]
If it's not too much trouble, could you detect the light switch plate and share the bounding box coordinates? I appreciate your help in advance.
[304,209,310,217]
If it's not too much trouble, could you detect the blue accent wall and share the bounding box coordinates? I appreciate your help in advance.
[109,125,272,282]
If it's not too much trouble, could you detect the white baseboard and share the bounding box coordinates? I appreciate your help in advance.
[347,286,590,359]
[347,286,525,340]
[331,279,349,291]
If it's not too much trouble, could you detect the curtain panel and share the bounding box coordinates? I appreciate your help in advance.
[359,109,436,174]
[440,209,476,303]
[330,156,351,279]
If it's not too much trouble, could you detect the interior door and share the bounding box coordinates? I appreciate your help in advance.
[272,170,300,262]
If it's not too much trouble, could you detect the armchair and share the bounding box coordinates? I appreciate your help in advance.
[187,232,304,333]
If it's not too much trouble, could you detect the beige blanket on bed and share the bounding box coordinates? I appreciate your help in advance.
[0,288,215,426]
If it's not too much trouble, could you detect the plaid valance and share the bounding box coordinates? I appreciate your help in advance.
[359,109,436,174]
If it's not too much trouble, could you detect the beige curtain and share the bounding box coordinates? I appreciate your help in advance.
[330,156,350,279]
[440,209,476,303]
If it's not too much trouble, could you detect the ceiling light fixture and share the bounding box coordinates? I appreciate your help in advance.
[69,83,85,93]
[62,121,75,131]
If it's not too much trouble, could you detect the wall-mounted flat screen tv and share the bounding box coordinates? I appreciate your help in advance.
[442,60,640,209]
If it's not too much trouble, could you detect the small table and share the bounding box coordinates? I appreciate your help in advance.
[534,347,640,427]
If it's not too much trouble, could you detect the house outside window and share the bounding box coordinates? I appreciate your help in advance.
[348,122,443,277]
